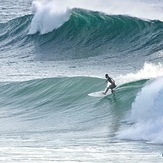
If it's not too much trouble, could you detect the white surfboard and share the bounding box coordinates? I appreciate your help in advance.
[88,86,120,97]
[88,90,113,97]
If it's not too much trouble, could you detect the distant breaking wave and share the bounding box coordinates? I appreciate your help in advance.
[0,8,163,61]
[29,0,163,35]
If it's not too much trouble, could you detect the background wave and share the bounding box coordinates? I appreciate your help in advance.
[29,8,163,61]
[1,9,163,62]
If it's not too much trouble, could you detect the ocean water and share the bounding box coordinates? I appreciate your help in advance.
[0,0,163,162]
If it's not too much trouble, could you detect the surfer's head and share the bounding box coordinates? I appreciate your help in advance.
[105,74,109,78]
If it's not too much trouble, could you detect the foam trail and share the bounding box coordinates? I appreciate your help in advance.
[118,77,163,144]
[29,1,70,34]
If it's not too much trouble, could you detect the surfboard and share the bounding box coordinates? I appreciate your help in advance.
[88,86,120,97]
[88,90,113,97]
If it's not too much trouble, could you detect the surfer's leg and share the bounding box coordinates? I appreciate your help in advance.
[111,89,115,93]
[103,87,109,95]
[110,84,116,93]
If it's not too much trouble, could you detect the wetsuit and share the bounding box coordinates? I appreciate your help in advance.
[107,76,116,89]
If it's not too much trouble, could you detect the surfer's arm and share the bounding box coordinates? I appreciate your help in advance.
[104,79,108,83]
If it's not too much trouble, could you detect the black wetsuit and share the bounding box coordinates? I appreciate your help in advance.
[107,77,116,89]
[107,76,113,83]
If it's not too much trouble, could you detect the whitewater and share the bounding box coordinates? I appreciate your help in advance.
[0,0,163,162]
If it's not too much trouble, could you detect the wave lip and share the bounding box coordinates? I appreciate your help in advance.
[28,1,71,34]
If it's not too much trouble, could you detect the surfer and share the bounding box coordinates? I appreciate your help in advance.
[103,74,116,94]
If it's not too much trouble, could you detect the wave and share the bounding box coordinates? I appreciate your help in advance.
[0,15,32,60]
[118,77,163,144]
[27,8,163,61]
[0,77,102,118]
[0,8,163,61]
[29,0,163,34]
[1,75,163,144]
[0,77,146,132]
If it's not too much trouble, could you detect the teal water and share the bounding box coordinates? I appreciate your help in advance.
[0,0,163,162]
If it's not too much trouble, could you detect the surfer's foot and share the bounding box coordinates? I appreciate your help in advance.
[102,92,106,95]
[111,90,115,93]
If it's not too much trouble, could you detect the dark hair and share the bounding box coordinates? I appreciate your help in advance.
[105,74,108,78]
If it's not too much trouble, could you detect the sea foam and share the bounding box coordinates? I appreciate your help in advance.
[29,1,70,34]
[117,62,163,85]
[118,77,163,144]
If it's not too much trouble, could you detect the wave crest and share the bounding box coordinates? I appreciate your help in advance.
[28,1,71,34]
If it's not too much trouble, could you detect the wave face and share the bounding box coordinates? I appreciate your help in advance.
[2,76,163,145]
[0,77,146,133]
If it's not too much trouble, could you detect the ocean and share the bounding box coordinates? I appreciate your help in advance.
[0,0,163,162]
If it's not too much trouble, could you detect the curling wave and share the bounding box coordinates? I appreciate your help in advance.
[0,8,163,61]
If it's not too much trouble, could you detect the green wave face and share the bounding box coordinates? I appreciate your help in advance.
[0,77,147,133]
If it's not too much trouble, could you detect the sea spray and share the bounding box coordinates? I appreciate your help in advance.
[29,1,70,34]
[119,62,163,84]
